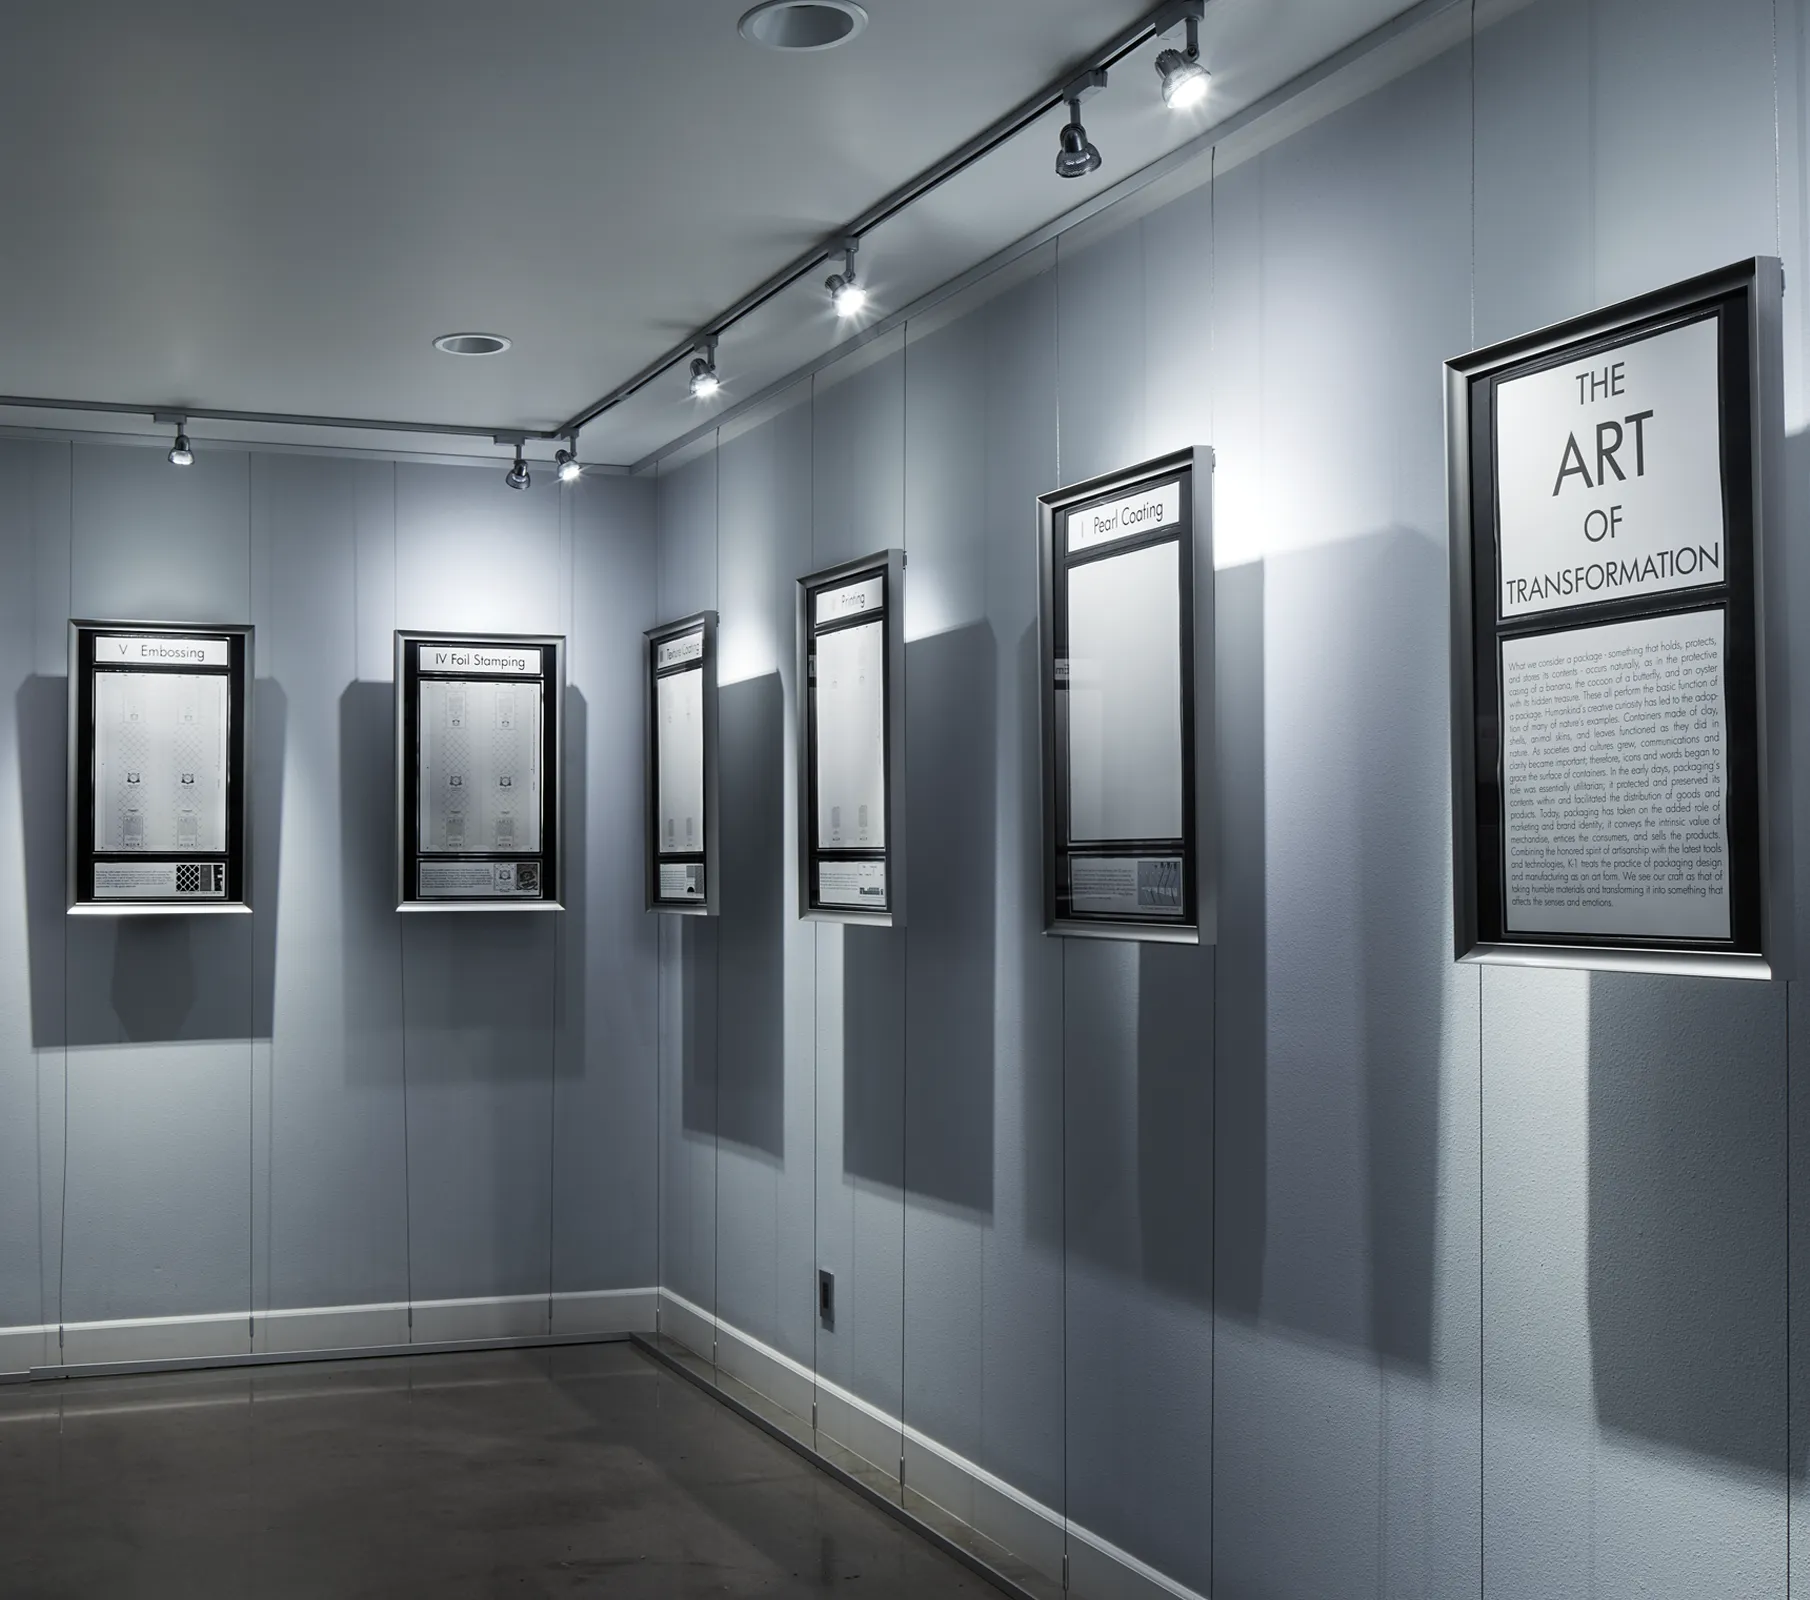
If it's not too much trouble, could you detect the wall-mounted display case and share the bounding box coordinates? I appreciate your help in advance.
[1038,447,1215,944]
[395,630,564,912]
[645,611,719,915]
[68,620,254,914]
[797,549,905,926]
[1448,257,1786,978]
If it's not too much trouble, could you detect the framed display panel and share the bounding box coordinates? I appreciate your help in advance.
[797,549,906,926]
[395,631,564,912]
[68,620,253,915]
[1448,257,1786,977]
[645,611,719,915]
[1039,447,1215,943]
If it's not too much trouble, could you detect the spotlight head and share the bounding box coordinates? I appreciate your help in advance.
[555,448,582,485]
[827,272,867,317]
[689,354,721,399]
[1157,48,1209,110]
[1055,101,1102,179]
[168,431,194,467]
[505,453,531,491]
[826,236,866,317]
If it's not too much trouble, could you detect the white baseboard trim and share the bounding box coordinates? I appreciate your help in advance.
[552,1288,658,1337]
[655,1289,1204,1600]
[1,1289,657,1379]
[0,1325,51,1376]
[62,1309,253,1369]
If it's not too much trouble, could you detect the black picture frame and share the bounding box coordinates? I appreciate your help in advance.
[796,549,906,927]
[394,630,565,912]
[645,611,719,916]
[1037,447,1216,945]
[1447,257,1786,977]
[68,619,254,915]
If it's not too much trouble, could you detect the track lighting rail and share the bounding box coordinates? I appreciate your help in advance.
[0,391,519,444]
[0,0,1205,466]
[553,0,1206,437]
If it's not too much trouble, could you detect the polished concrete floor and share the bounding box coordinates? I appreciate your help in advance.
[0,1342,995,1597]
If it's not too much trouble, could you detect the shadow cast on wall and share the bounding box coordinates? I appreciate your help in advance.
[559,683,588,1081]
[715,672,786,1162]
[1215,528,1447,1371]
[339,679,403,1085]
[1587,972,1785,1477]
[1214,560,1267,1318]
[1354,531,1449,1371]
[1132,940,1214,1308]
[841,935,905,1192]
[250,674,287,1041]
[901,622,997,1216]
[1020,620,1065,1254]
[679,917,719,1145]
[22,673,285,1048]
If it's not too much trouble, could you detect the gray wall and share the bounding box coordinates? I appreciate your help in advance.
[650,0,1810,1596]
[0,442,658,1367]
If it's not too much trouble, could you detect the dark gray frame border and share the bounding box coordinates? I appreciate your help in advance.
[67,618,255,918]
[1446,255,1787,979]
[644,611,720,917]
[795,548,907,929]
[393,628,567,914]
[1036,446,1217,946]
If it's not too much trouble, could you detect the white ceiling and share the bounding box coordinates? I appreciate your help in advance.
[0,0,1421,467]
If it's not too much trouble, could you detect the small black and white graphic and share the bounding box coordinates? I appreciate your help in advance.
[175,863,224,895]
[1138,857,1183,909]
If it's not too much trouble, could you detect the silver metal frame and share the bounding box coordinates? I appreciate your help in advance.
[393,629,567,914]
[1446,256,1786,979]
[795,549,907,928]
[1037,446,1216,945]
[67,618,255,917]
[645,611,720,917]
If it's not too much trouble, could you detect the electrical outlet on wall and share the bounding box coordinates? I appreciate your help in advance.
[818,1268,835,1331]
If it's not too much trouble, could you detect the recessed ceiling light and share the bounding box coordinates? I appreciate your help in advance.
[739,0,867,51]
[433,332,512,357]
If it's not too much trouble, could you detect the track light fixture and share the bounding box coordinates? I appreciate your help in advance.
[1156,7,1209,110]
[689,336,722,399]
[1054,69,1106,179]
[555,443,582,484]
[505,450,531,490]
[825,237,867,317]
[155,414,194,466]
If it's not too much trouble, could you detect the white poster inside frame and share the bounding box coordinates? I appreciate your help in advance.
[646,614,717,914]
[797,554,903,926]
[1038,448,1214,945]
[1446,255,1780,975]
[69,621,253,915]
[396,631,564,912]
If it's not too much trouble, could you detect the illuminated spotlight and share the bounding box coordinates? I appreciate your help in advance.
[168,430,194,467]
[825,237,867,317]
[689,336,722,399]
[1156,8,1209,110]
[555,445,583,484]
[505,450,531,490]
[1054,70,1106,179]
